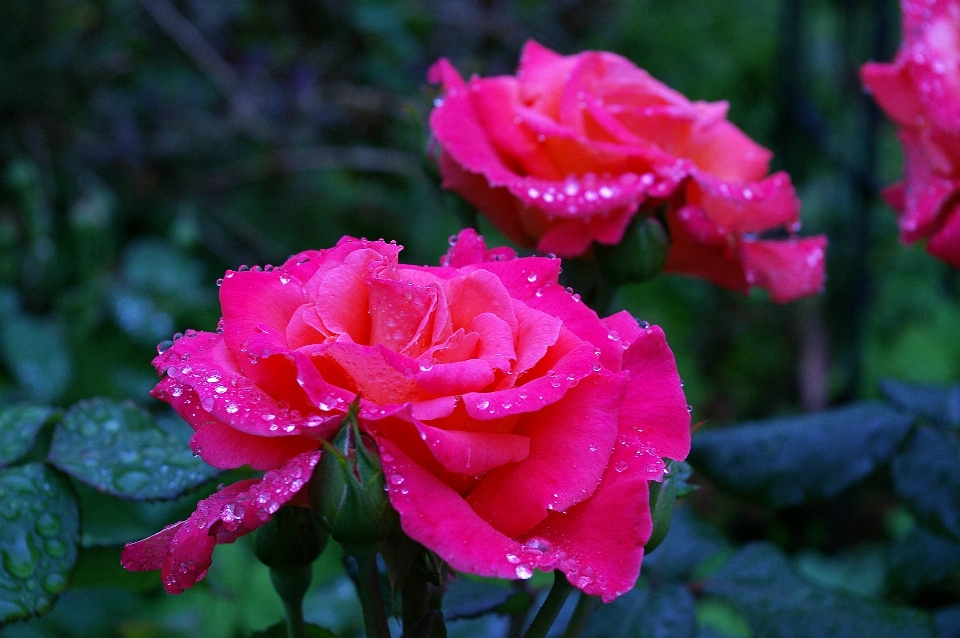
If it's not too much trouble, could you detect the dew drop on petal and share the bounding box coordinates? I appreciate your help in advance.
[515,565,533,579]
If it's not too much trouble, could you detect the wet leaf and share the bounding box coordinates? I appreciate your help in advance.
[48,398,220,500]
[0,314,72,403]
[891,424,960,542]
[880,380,960,429]
[642,504,730,583]
[704,543,935,638]
[689,402,914,507]
[0,405,57,467]
[887,525,960,596]
[584,579,697,638]
[0,463,79,627]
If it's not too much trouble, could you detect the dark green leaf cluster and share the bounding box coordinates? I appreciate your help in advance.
[0,400,221,627]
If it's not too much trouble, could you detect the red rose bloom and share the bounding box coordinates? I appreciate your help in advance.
[861,0,960,268]
[122,230,690,602]
[429,41,827,302]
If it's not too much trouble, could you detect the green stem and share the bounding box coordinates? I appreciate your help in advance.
[521,573,574,638]
[269,565,312,638]
[560,593,601,638]
[400,560,428,635]
[353,548,392,638]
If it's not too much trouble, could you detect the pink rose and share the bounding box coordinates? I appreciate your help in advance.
[861,0,960,268]
[429,41,827,302]
[121,230,690,602]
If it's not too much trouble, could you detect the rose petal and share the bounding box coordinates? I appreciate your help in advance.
[663,206,749,295]
[689,171,800,234]
[442,228,517,268]
[153,332,325,440]
[860,61,925,127]
[443,269,519,335]
[379,437,524,580]
[526,438,654,603]
[466,373,627,538]
[120,450,320,593]
[927,201,960,268]
[190,420,320,470]
[898,130,958,240]
[617,325,692,462]
[740,236,828,303]
[416,424,531,475]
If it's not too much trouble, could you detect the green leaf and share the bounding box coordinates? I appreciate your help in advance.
[880,380,960,428]
[0,314,72,403]
[689,403,914,507]
[793,544,888,599]
[584,579,696,638]
[443,576,534,622]
[892,424,960,541]
[887,525,960,596]
[0,462,79,627]
[251,621,339,637]
[704,543,935,638]
[642,504,730,583]
[0,405,57,467]
[48,398,220,500]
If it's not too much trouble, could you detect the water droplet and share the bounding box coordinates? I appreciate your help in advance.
[116,470,152,493]
[42,573,66,594]
[35,513,60,537]
[419,361,434,372]
[527,272,537,283]
[476,399,490,410]
[44,538,67,558]
[389,474,405,486]
[614,461,628,473]
[2,535,40,579]
[515,565,533,579]
[506,553,520,564]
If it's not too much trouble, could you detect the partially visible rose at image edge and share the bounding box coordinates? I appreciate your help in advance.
[120,229,691,603]
[428,40,827,302]
[860,0,960,269]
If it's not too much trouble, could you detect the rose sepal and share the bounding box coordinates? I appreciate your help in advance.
[309,400,398,551]
[645,459,694,554]
[595,211,671,285]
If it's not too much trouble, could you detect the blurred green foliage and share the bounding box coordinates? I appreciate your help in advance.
[0,0,958,636]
